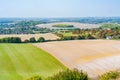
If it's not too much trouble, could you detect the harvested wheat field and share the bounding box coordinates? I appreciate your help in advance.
[37,22,101,29]
[0,33,59,41]
[34,40,120,78]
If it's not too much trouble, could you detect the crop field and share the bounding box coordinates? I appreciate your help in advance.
[36,22,101,29]
[0,44,66,80]
[34,40,120,78]
[58,32,79,37]
[0,33,60,41]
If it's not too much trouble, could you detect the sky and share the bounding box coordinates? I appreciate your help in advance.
[0,0,120,18]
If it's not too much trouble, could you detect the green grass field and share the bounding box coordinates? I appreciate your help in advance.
[59,32,79,36]
[58,32,92,37]
[0,44,66,80]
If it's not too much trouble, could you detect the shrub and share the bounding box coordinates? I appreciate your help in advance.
[0,39,2,43]
[99,70,120,80]
[77,35,85,40]
[24,39,30,43]
[37,37,45,42]
[29,37,36,43]
[60,36,74,40]
[86,34,96,39]
[0,37,21,43]
[26,75,42,80]
[46,68,88,80]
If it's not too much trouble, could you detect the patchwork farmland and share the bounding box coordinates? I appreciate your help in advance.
[34,40,120,78]
[0,44,66,80]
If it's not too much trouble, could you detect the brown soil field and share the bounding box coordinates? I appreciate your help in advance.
[0,33,60,41]
[34,40,120,78]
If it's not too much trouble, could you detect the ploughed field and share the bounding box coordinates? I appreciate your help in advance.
[0,33,59,41]
[0,44,66,80]
[34,40,120,78]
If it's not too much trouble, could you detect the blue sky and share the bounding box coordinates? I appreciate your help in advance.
[0,0,120,18]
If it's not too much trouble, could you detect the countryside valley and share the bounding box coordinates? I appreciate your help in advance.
[1,18,120,80]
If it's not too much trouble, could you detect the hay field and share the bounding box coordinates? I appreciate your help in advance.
[0,44,66,80]
[34,40,120,78]
[36,22,101,29]
[0,33,59,41]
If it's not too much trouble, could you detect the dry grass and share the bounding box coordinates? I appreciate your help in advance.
[0,33,60,41]
[34,40,120,78]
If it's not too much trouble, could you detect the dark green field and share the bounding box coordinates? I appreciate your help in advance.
[0,44,66,80]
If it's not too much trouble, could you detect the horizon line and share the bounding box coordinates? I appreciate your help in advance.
[0,16,120,19]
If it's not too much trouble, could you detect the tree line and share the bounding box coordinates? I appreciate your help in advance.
[56,28,120,40]
[0,37,22,43]
[0,37,46,43]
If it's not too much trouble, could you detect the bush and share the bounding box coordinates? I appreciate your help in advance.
[99,70,120,80]
[86,34,96,39]
[0,37,21,43]
[46,68,88,80]
[29,37,36,43]
[61,36,74,40]
[26,75,42,80]
[37,37,45,42]
[24,39,30,43]
[77,35,85,40]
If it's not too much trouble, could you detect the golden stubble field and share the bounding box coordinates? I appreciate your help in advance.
[0,33,60,41]
[36,22,101,29]
[34,40,120,78]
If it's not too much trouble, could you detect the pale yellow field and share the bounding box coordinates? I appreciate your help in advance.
[37,22,101,29]
[0,33,60,41]
[34,40,120,78]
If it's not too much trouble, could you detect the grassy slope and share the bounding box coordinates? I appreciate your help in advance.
[58,32,91,37]
[0,44,66,80]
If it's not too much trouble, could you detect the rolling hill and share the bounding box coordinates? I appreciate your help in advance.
[34,40,120,78]
[0,44,66,80]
